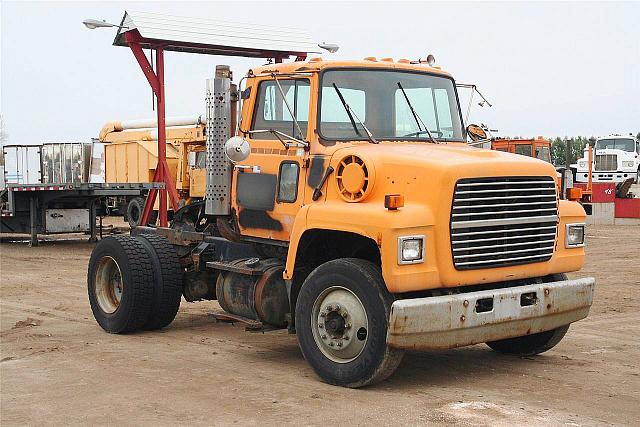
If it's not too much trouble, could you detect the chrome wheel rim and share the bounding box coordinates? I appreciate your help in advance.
[94,256,123,314]
[311,286,368,363]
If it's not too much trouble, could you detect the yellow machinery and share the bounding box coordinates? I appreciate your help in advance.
[99,116,207,225]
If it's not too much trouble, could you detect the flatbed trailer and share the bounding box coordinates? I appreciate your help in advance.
[1,182,161,246]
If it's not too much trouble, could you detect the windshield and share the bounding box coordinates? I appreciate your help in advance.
[595,138,635,152]
[319,70,463,142]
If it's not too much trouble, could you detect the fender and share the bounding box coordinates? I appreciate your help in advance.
[284,201,436,292]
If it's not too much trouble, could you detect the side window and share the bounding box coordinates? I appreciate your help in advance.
[515,144,533,157]
[252,80,309,139]
[277,162,300,203]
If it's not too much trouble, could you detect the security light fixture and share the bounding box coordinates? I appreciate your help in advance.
[83,19,128,30]
[318,43,339,53]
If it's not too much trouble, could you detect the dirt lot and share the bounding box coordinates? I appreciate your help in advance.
[1,223,639,426]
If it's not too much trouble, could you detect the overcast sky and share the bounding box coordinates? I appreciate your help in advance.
[1,1,638,145]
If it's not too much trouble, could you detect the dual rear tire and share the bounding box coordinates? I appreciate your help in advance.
[88,234,182,333]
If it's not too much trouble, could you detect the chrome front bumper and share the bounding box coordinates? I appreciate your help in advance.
[387,277,595,350]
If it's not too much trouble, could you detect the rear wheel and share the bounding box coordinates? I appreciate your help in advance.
[295,258,404,388]
[87,235,154,333]
[135,234,183,330]
[486,273,570,356]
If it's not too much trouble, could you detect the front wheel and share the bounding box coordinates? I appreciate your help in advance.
[486,325,570,356]
[295,258,404,388]
[486,273,571,356]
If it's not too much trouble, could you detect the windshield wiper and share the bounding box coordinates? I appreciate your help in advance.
[331,83,378,144]
[396,82,437,144]
[247,129,308,149]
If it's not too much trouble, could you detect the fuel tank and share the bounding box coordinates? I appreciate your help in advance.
[215,258,290,327]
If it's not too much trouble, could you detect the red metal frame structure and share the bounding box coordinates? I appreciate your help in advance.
[112,13,320,227]
[125,31,179,227]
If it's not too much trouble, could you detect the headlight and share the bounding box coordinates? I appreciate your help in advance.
[622,161,634,168]
[578,161,587,168]
[398,236,425,264]
[565,224,585,248]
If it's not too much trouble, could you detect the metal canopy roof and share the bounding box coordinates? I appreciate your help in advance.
[113,10,323,58]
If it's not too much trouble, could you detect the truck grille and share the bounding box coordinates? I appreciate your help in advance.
[450,176,558,270]
[595,154,617,171]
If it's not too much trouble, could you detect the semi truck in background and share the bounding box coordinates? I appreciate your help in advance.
[575,134,640,184]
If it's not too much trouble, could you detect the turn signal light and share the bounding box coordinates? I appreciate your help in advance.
[384,194,404,210]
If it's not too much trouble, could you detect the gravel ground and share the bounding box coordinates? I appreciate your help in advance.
[1,222,639,426]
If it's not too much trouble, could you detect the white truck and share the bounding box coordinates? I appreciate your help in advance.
[575,135,640,183]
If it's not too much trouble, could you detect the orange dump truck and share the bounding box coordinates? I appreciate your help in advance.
[99,117,207,226]
[87,19,595,388]
[492,137,552,163]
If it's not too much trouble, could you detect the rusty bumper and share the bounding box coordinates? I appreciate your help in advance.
[387,277,595,350]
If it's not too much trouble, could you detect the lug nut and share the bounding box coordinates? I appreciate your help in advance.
[463,300,469,307]
[345,323,351,330]
[321,334,327,339]
[320,312,326,317]
[326,305,333,311]
[337,342,342,347]
[344,335,349,340]
[318,323,324,329]
[329,342,334,347]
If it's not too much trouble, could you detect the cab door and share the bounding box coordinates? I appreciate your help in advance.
[231,78,311,242]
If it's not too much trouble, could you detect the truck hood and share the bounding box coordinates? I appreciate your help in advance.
[331,142,557,179]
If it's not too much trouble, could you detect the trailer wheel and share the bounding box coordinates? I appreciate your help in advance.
[126,197,145,228]
[126,197,158,227]
[295,258,404,388]
[486,273,571,356]
[87,235,154,333]
[135,234,183,330]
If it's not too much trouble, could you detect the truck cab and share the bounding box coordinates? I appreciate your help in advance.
[491,137,552,163]
[88,56,595,388]
[575,135,640,183]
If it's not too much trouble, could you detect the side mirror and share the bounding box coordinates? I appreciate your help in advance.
[224,136,251,163]
[466,124,487,142]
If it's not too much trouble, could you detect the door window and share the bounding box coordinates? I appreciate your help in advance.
[277,162,300,203]
[252,79,309,140]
